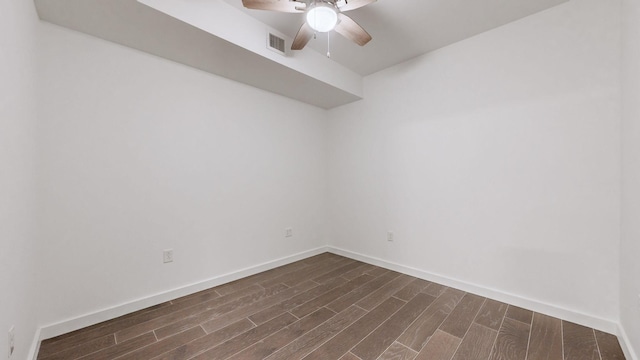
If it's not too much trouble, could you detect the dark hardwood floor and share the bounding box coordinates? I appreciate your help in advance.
[37,253,627,360]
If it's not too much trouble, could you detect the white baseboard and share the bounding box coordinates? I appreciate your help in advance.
[618,323,639,360]
[33,246,328,350]
[327,246,620,335]
[27,327,41,360]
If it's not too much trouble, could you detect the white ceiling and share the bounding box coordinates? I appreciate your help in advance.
[222,0,568,75]
[35,0,568,108]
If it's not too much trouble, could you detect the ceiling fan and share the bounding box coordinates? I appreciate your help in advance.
[241,0,375,51]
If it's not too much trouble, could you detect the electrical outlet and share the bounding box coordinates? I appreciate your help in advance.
[163,249,173,263]
[8,326,15,358]
[387,231,394,242]
[285,228,293,238]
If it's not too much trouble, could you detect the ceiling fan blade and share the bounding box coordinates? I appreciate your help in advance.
[242,0,305,13]
[338,0,376,12]
[292,22,314,50]
[334,13,372,46]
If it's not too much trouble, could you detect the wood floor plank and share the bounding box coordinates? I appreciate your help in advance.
[169,289,222,310]
[562,321,600,360]
[488,317,530,360]
[293,253,341,265]
[260,258,353,288]
[38,334,115,360]
[505,305,533,325]
[119,283,290,342]
[356,274,415,310]
[312,261,366,284]
[249,276,348,325]
[291,274,375,318]
[526,313,563,360]
[302,253,342,266]
[340,352,362,360]
[450,323,498,360]
[393,279,432,302]
[112,283,265,342]
[595,330,626,360]
[169,284,264,313]
[474,299,508,331]
[170,288,221,308]
[154,284,286,340]
[366,267,394,278]
[422,283,447,297]
[38,302,172,358]
[438,293,485,338]
[302,297,406,360]
[280,258,354,287]
[214,260,310,296]
[397,288,465,352]
[37,255,619,360]
[414,330,461,360]
[264,305,367,360]
[77,332,156,360]
[197,281,318,335]
[288,259,355,285]
[341,263,377,281]
[115,326,206,360]
[190,313,298,360]
[352,293,436,360]
[326,271,400,313]
[227,308,336,360]
[150,319,255,360]
[378,342,418,360]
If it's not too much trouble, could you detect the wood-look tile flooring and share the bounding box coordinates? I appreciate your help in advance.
[38,253,626,360]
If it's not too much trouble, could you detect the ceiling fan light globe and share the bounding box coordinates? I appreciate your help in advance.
[306,6,338,32]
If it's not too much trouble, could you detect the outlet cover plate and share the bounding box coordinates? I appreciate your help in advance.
[285,228,293,238]
[163,249,174,263]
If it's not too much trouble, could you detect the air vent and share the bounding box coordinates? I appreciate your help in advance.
[267,32,286,56]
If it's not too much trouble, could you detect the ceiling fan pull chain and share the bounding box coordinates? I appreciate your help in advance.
[327,32,331,58]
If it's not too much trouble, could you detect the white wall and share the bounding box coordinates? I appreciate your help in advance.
[0,0,39,359]
[621,0,640,357]
[327,0,621,327]
[36,24,328,329]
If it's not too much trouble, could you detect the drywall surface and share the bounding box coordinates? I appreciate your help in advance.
[36,24,328,329]
[0,0,40,358]
[328,0,621,324]
[621,0,640,357]
[35,0,363,109]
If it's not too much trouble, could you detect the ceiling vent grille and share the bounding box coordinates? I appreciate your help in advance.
[267,32,286,56]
